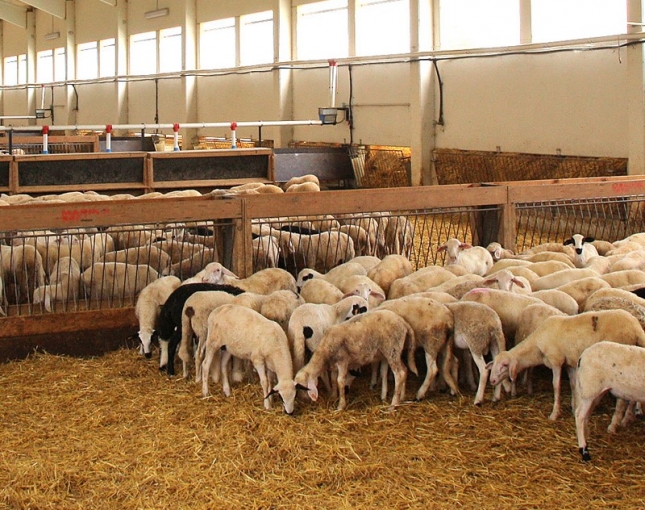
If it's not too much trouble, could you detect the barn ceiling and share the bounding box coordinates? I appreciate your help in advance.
[0,0,115,29]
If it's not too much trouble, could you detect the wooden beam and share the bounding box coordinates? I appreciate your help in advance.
[18,0,65,19]
[99,0,116,5]
[0,0,27,28]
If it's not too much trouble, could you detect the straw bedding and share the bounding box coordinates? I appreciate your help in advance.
[1,348,644,509]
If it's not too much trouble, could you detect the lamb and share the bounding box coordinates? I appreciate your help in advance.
[438,238,494,276]
[599,269,645,289]
[231,289,304,333]
[81,262,158,304]
[378,296,457,401]
[288,295,370,373]
[485,242,516,262]
[487,309,645,421]
[294,309,416,411]
[335,225,371,256]
[200,263,297,294]
[199,304,300,414]
[134,275,182,358]
[366,254,413,295]
[282,174,320,191]
[298,278,344,305]
[296,262,367,291]
[584,295,645,331]
[156,282,246,376]
[388,266,455,299]
[553,276,611,312]
[575,341,645,461]
[607,249,645,272]
[482,269,531,294]
[0,243,46,305]
[564,234,599,268]
[335,275,386,308]
[32,256,82,312]
[584,286,645,311]
[531,268,600,291]
[445,301,509,405]
[349,255,382,272]
[383,215,414,257]
[99,245,172,276]
[252,235,280,270]
[530,289,579,315]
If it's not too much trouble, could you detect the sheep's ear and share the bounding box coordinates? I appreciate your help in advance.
[370,290,386,301]
[494,247,503,259]
[295,383,309,392]
[583,236,595,244]
[264,388,279,399]
[512,278,525,289]
[485,361,494,371]
[307,378,319,401]
[563,238,574,246]
[460,243,473,249]
[437,245,446,253]
[482,278,496,287]
[222,266,238,277]
[508,358,519,382]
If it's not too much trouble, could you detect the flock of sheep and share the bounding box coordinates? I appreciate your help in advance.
[4,177,645,463]
[131,229,645,463]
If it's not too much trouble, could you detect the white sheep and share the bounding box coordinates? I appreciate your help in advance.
[378,296,457,401]
[522,259,574,277]
[298,278,344,305]
[0,244,46,305]
[530,289,579,315]
[584,286,645,311]
[33,256,82,312]
[294,309,416,411]
[487,309,645,421]
[486,242,516,262]
[282,174,320,191]
[446,301,510,405]
[349,255,382,272]
[335,274,386,308]
[607,249,645,272]
[199,304,299,414]
[564,234,599,268]
[296,262,367,291]
[134,275,182,358]
[388,266,456,300]
[482,269,531,294]
[531,268,600,291]
[553,276,611,312]
[600,269,645,289]
[575,341,645,461]
[200,263,297,295]
[438,238,494,276]
[81,262,159,304]
[366,254,414,295]
[288,295,370,373]
[252,235,280,270]
[99,245,172,276]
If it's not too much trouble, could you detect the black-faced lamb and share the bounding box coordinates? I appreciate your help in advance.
[564,234,599,268]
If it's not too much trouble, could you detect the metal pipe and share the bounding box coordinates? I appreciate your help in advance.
[328,59,338,108]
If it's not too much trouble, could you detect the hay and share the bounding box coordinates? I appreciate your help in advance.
[1,349,644,509]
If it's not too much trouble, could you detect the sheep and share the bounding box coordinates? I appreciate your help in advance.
[488,258,533,274]
[336,225,371,256]
[553,276,611,312]
[482,269,531,294]
[590,239,616,256]
[298,278,344,305]
[575,341,645,461]
[564,234,599,268]
[99,245,172,276]
[0,244,46,305]
[520,242,576,259]
[294,309,415,411]
[134,275,182,358]
[378,296,457,401]
[438,238,493,276]
[286,182,321,193]
[349,255,382,272]
[366,254,413,295]
[383,215,414,257]
[460,288,545,346]
[296,262,367,291]
[486,242,516,262]
[584,286,645,311]
[600,269,645,289]
[81,262,159,304]
[32,256,82,312]
[282,174,320,191]
[335,275,386,309]
[530,289,579,315]
[235,289,304,334]
[582,255,611,275]
[522,251,575,267]
[274,230,355,273]
[170,247,218,280]
[288,295,370,373]
[156,282,246,376]
[252,235,280,270]
[199,304,300,414]
[200,263,297,295]
[445,301,509,405]
[388,266,455,300]
[487,309,645,421]
[531,268,600,291]
[607,249,645,272]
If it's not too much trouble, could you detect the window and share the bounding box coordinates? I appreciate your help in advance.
[200,18,236,69]
[37,50,54,83]
[532,0,626,43]
[356,0,410,56]
[100,38,116,77]
[130,31,157,75]
[240,11,273,66]
[54,47,66,82]
[297,0,348,60]
[160,26,182,73]
[77,41,98,80]
[3,55,22,86]
[439,0,520,50]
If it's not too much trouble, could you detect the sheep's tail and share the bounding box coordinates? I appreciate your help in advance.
[404,322,418,377]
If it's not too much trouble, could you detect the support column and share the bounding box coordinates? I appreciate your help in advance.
[115,1,129,131]
[65,0,76,126]
[182,0,198,148]
[273,0,293,148]
[627,0,645,175]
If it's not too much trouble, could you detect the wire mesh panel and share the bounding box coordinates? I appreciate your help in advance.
[349,146,411,188]
[515,195,645,251]
[0,219,231,316]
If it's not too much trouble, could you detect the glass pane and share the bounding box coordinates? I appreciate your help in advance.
[18,54,27,85]
[160,26,182,73]
[200,18,236,69]
[54,47,66,82]
[356,0,410,56]
[532,0,626,43]
[37,50,53,83]
[100,38,116,77]
[440,0,520,50]
[240,11,273,66]
[4,57,18,86]
[130,31,157,75]
[297,0,348,60]
[77,41,98,80]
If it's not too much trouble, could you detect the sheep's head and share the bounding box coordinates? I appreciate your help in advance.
[294,368,319,402]
[296,269,318,291]
[487,353,512,385]
[266,380,301,415]
[438,238,471,265]
[201,262,237,283]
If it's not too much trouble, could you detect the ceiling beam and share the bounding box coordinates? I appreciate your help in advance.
[19,0,65,19]
[99,0,117,5]
[0,1,27,28]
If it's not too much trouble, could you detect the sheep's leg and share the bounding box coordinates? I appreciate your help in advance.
[548,365,563,421]
[567,366,577,415]
[440,347,461,397]
[388,358,407,407]
[201,344,217,397]
[575,396,595,461]
[320,369,333,395]
[194,338,207,383]
[460,350,477,391]
[159,339,169,371]
[470,353,489,406]
[619,400,638,429]
[255,361,272,410]
[231,356,246,383]
[609,398,629,433]
[220,349,233,397]
[415,351,438,401]
[210,348,222,384]
[370,361,380,390]
[379,360,389,401]
[336,364,349,411]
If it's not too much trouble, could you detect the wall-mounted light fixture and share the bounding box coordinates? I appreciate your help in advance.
[44,31,60,41]
[144,7,169,19]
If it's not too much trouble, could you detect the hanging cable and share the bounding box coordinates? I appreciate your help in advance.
[432,59,444,126]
